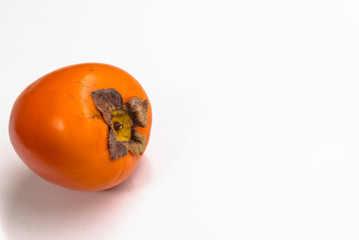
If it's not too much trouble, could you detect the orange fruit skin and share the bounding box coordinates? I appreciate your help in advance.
[9,63,152,191]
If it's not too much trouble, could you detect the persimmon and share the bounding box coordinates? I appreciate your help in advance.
[9,63,152,191]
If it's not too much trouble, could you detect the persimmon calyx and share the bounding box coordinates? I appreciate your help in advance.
[91,89,148,160]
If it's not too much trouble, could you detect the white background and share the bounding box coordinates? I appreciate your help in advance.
[1,0,359,239]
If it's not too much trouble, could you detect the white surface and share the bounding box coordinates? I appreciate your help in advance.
[1,0,359,239]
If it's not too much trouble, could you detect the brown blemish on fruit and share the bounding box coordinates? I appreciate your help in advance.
[89,113,102,119]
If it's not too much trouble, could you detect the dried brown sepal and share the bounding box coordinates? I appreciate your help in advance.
[108,128,128,160]
[122,129,146,155]
[125,98,148,128]
[91,89,123,125]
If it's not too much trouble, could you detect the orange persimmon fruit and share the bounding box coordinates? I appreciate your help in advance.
[9,63,152,191]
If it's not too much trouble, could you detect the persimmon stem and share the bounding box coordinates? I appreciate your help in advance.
[113,122,123,131]
[91,88,148,160]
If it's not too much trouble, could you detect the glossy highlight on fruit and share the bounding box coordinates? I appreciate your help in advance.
[9,63,152,191]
